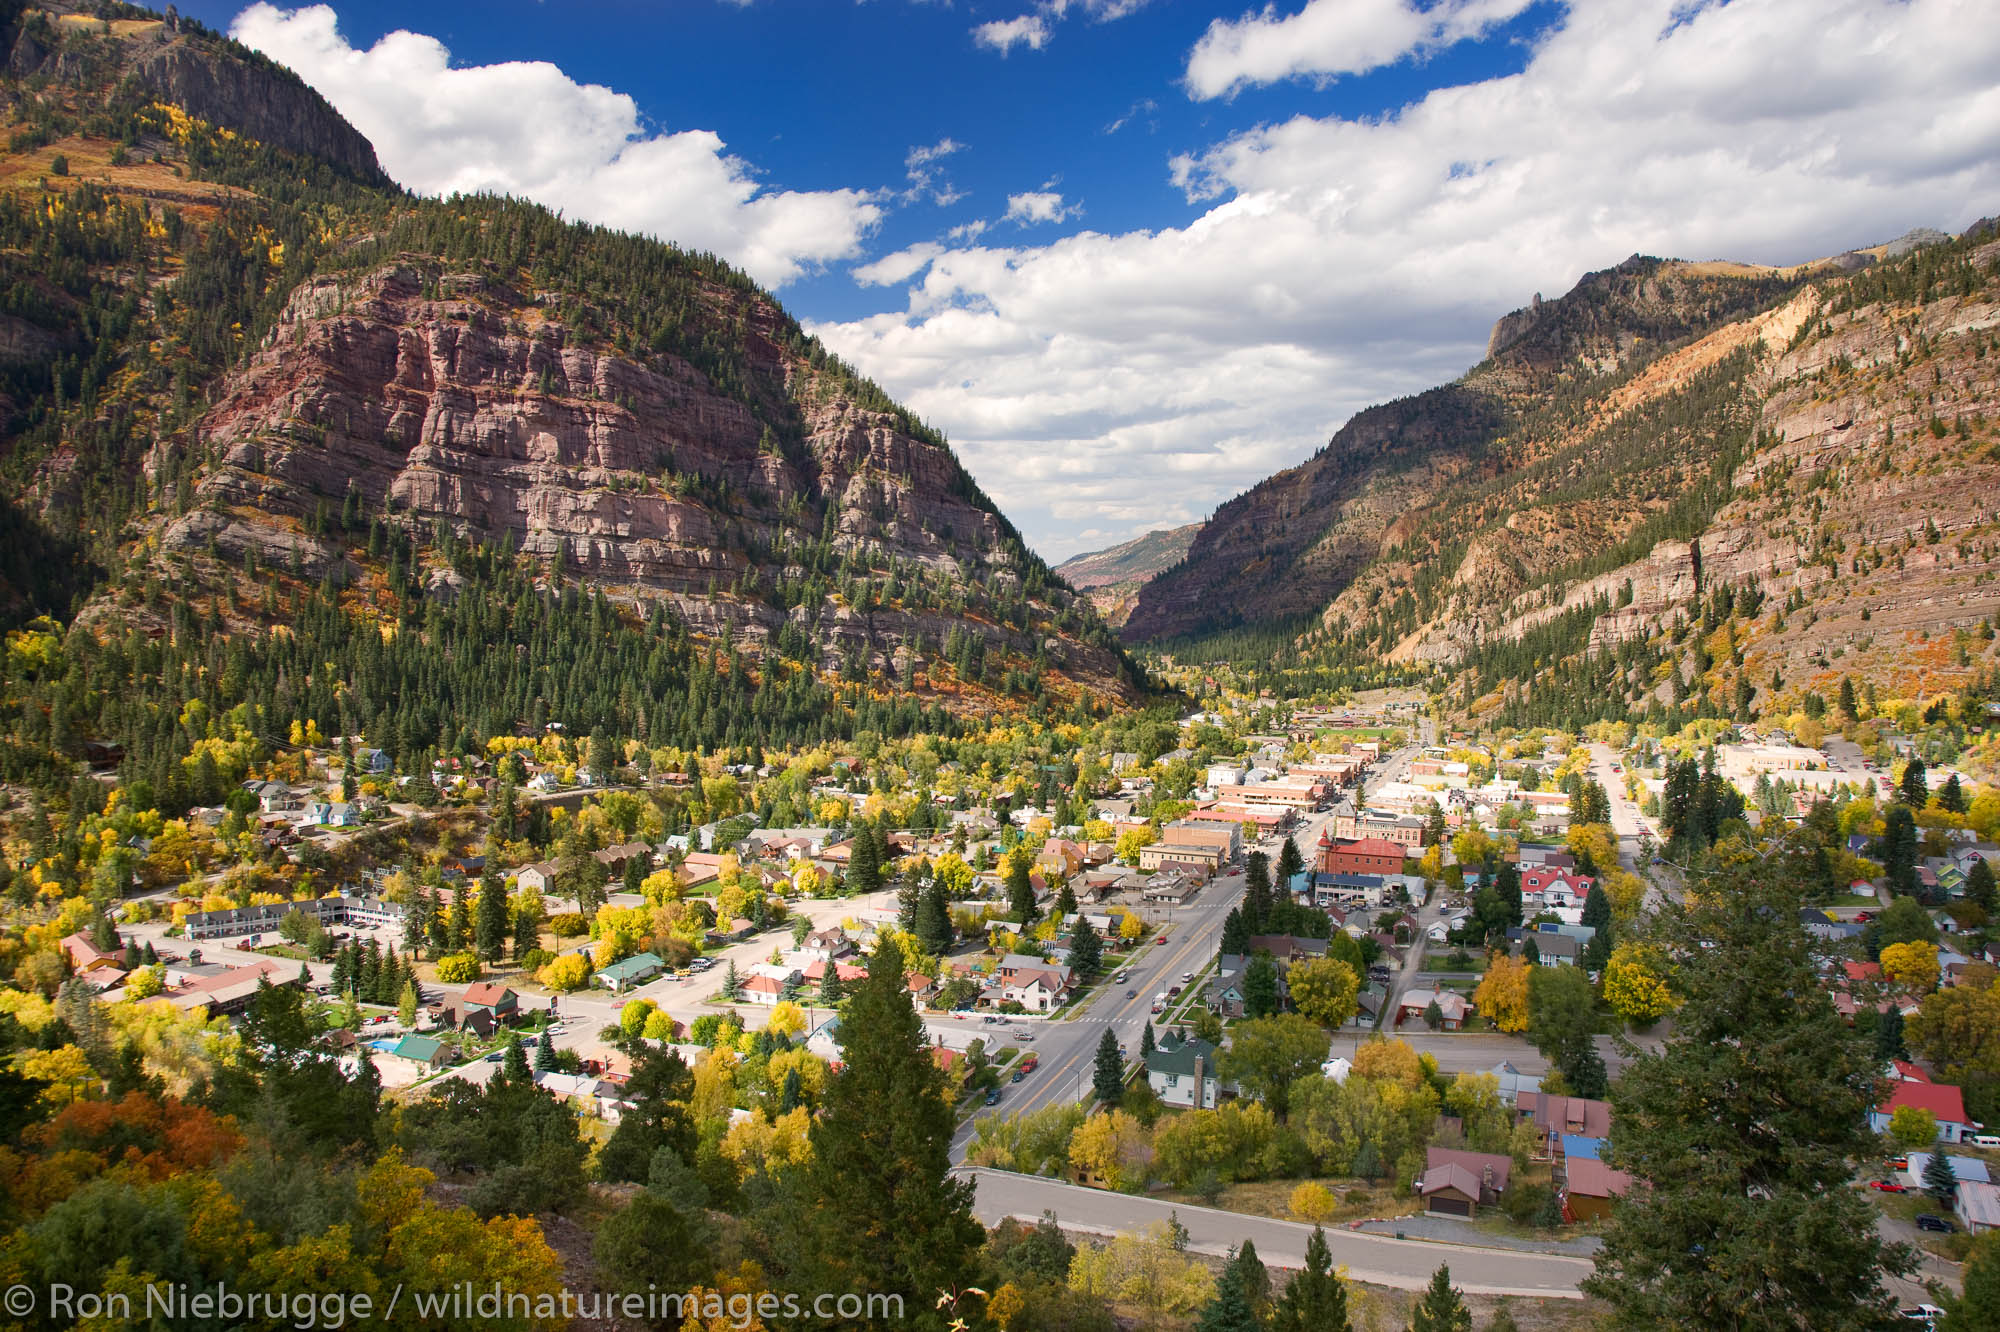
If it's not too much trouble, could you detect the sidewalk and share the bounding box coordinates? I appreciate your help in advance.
[1355,1214,1603,1257]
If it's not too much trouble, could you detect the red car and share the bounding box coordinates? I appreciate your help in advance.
[1155,935,1168,945]
[1870,1179,1908,1193]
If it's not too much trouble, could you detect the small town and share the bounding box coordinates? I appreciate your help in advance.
[3,1,1999,1329]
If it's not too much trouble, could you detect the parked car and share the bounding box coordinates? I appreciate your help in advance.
[1181,971,1195,983]
[1869,1179,1908,1192]
[1901,1303,1944,1325]
[1011,1070,1024,1083]
[1012,1030,1034,1042]
[1887,1156,1909,1170]
[486,1051,504,1063]
[1916,1214,1957,1233]
[984,1087,1000,1106]
[1018,1055,1037,1073]
[1155,935,1168,945]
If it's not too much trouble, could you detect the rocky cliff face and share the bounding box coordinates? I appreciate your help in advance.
[1054,523,1201,626]
[4,3,383,180]
[1130,221,2000,715]
[0,0,1142,718]
[132,261,1138,706]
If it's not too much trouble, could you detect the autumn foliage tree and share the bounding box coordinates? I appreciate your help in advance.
[1473,954,1532,1032]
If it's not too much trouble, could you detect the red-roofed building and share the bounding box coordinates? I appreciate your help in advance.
[1871,1079,1978,1143]
[740,974,784,1005]
[1317,837,1406,877]
[1520,866,1594,910]
[1893,1060,1933,1083]
[1843,961,1883,983]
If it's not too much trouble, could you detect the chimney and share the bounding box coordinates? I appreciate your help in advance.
[1482,1164,1495,1200]
[1193,1054,1206,1109]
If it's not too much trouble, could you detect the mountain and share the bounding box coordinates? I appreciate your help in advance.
[1126,223,2000,723]
[0,1,1145,777]
[1052,523,1200,626]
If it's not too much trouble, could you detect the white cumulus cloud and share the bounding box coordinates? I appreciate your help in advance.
[1004,191,1080,225]
[1186,0,1540,101]
[817,0,2000,561]
[229,4,882,287]
[972,15,1052,53]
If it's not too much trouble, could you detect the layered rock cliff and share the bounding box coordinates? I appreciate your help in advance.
[0,0,1145,722]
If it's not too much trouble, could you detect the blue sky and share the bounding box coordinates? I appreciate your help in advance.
[188,1,2000,561]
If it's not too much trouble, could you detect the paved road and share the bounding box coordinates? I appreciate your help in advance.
[958,1168,1593,1297]
[1586,742,1681,911]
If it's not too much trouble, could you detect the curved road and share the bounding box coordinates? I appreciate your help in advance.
[957,1168,1592,1297]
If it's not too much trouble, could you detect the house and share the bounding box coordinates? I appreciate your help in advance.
[800,929,852,962]
[1418,1147,1512,1217]
[594,953,665,992]
[802,959,867,987]
[1245,935,1330,965]
[1397,988,1471,1029]
[1520,866,1594,911]
[59,932,127,974]
[1903,1154,1992,1190]
[1147,1032,1225,1108]
[456,982,519,1027]
[514,861,561,895]
[1958,1180,2000,1235]
[593,842,654,873]
[388,1034,451,1073]
[1870,1079,1979,1143]
[1517,1093,1613,1156]
[1522,933,1582,967]
[740,974,786,1005]
[1562,1158,1636,1223]
[354,747,391,774]
[1000,957,1075,1012]
[1210,964,1252,1019]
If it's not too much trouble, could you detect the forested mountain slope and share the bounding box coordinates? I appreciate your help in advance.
[1129,221,2000,726]
[0,1,1145,794]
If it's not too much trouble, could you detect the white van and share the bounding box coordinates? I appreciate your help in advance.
[1971,1134,2000,1148]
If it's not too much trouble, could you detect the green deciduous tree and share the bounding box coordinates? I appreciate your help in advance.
[1221,1013,1328,1120]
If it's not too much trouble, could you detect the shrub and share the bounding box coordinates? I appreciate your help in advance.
[548,912,589,938]
[435,952,482,983]
[1289,1181,1335,1222]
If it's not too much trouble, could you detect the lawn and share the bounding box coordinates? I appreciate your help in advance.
[1156,1175,1421,1227]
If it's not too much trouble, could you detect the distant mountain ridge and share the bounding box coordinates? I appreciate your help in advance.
[1126,218,2000,725]
[1053,523,1200,626]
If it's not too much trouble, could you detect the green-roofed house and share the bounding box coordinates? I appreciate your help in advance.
[594,952,665,993]
[1145,1031,1228,1109]
[390,1034,451,1072]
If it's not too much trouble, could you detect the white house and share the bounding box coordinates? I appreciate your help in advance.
[1146,1032,1226,1108]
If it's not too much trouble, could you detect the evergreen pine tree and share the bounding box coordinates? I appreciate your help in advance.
[502,1032,530,1082]
[1581,860,1915,1325]
[1410,1263,1471,1332]
[1838,675,1859,720]
[1244,852,1273,930]
[1093,1028,1125,1106]
[1141,1021,1156,1059]
[1005,851,1038,925]
[404,886,430,954]
[916,880,954,954]
[820,964,845,1006]
[1581,884,1612,934]
[803,935,982,1312]
[1272,1226,1349,1332]
[513,904,539,961]
[779,1066,802,1114]
[1054,881,1078,918]
[1069,916,1103,983]
[1244,954,1280,1018]
[535,1028,557,1073]
[1967,857,1997,913]
[1926,1148,1960,1205]
[1899,757,1929,808]
[1940,774,1968,815]
[475,870,508,962]
[723,960,743,1000]
[1197,1245,1263,1332]
[1277,836,1304,885]
[1221,907,1252,958]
